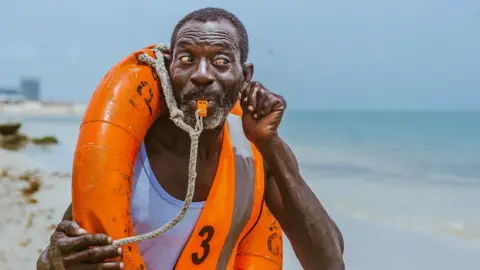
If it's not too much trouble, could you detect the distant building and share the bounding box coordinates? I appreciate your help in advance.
[0,77,40,101]
[20,78,40,100]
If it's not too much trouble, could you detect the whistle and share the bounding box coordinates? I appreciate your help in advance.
[197,100,208,117]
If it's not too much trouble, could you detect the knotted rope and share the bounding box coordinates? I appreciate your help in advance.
[113,44,203,246]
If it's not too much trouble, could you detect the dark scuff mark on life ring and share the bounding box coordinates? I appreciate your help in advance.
[144,87,154,116]
[132,80,154,116]
[267,219,281,257]
[136,81,147,95]
[129,98,138,110]
[267,232,280,256]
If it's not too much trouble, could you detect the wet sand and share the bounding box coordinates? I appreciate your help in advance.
[0,149,71,269]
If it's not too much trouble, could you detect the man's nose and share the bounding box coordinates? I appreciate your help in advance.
[190,58,214,87]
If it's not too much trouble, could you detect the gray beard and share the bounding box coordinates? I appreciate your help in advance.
[178,101,233,130]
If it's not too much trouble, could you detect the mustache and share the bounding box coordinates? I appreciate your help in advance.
[180,87,224,101]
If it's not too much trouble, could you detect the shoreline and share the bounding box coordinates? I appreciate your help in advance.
[1,111,85,118]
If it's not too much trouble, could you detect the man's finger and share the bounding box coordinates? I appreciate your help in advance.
[240,82,251,112]
[55,220,74,233]
[56,221,87,237]
[69,234,113,251]
[247,82,260,114]
[260,96,273,116]
[73,262,124,270]
[94,262,125,270]
[273,95,287,111]
[64,245,121,265]
[255,89,268,118]
[66,221,88,236]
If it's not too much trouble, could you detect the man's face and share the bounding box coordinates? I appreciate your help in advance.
[169,19,245,129]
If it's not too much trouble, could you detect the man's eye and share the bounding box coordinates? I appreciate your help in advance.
[180,55,194,64]
[213,58,230,65]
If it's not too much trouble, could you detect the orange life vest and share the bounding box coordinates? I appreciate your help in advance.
[71,45,283,269]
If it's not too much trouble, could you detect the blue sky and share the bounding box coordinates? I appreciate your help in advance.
[1,0,479,110]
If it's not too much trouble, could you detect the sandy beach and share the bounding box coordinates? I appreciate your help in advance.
[0,149,71,269]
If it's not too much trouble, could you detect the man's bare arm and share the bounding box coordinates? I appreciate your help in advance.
[260,136,344,270]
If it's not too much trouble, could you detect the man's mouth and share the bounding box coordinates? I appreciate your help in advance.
[181,90,223,114]
[192,96,214,101]
[188,99,216,110]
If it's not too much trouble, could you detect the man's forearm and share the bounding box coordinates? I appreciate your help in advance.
[258,135,344,269]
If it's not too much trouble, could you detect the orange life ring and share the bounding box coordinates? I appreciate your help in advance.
[72,45,283,269]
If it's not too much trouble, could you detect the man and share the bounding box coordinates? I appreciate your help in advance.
[37,7,344,270]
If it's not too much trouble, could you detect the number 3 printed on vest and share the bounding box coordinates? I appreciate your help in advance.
[192,225,215,265]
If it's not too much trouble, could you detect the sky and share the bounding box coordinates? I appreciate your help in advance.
[0,0,479,110]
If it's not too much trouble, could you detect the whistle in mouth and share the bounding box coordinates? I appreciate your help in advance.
[197,100,208,117]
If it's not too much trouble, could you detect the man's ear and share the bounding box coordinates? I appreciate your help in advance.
[242,63,254,82]
[163,48,172,66]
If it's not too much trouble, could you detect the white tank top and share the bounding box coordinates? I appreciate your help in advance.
[130,143,205,270]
